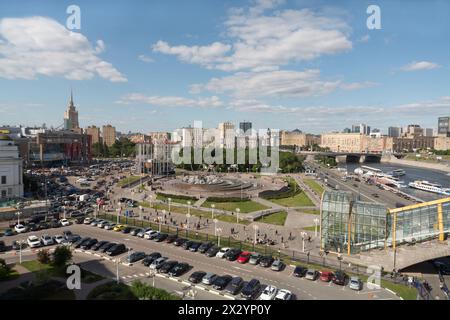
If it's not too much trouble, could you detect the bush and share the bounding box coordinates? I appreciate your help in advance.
[205,196,248,203]
[156,192,198,201]
[87,281,137,300]
[0,259,11,280]
[37,249,51,265]
[130,280,181,300]
[52,246,72,268]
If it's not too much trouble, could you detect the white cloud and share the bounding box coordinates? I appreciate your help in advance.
[117,93,224,108]
[152,4,352,71]
[191,69,376,98]
[358,34,370,43]
[138,54,154,63]
[400,61,440,72]
[0,16,127,82]
[393,96,450,112]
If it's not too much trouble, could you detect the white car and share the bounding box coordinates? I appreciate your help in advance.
[216,247,230,258]
[41,234,54,246]
[144,230,158,240]
[259,285,278,300]
[274,289,292,300]
[14,224,27,234]
[60,219,70,226]
[27,235,41,248]
[104,223,116,230]
[53,235,65,244]
[83,217,92,224]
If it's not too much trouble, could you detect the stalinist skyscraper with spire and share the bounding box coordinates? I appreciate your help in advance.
[64,90,79,131]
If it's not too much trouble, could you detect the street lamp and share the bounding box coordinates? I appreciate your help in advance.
[15,211,21,225]
[160,210,166,232]
[253,225,259,245]
[300,232,308,253]
[116,207,121,224]
[186,213,191,231]
[148,269,156,287]
[211,204,215,219]
[236,208,240,224]
[139,205,142,220]
[216,227,222,246]
[313,218,319,237]
[213,219,218,236]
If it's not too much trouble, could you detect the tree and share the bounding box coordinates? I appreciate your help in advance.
[37,249,51,264]
[0,258,11,280]
[52,246,72,268]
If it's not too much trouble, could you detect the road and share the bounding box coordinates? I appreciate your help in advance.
[0,224,400,300]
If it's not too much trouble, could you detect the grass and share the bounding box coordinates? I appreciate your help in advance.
[255,211,287,226]
[304,178,324,196]
[117,175,141,187]
[380,280,417,300]
[21,260,53,273]
[201,200,269,213]
[156,194,195,205]
[270,191,314,207]
[303,226,319,231]
[299,209,320,215]
[0,269,20,282]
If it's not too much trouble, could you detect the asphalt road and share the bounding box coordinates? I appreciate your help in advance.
[1,224,400,300]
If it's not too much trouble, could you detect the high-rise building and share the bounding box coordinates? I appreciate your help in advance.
[63,90,79,131]
[86,126,102,145]
[352,124,370,135]
[0,133,23,199]
[342,128,351,133]
[438,116,450,136]
[423,128,434,137]
[388,127,402,138]
[218,122,235,148]
[239,121,252,133]
[102,124,116,147]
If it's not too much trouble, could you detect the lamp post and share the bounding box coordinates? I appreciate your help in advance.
[301,232,308,253]
[116,207,121,224]
[160,210,166,232]
[253,225,259,245]
[139,205,142,220]
[211,204,215,219]
[148,269,156,287]
[168,198,172,213]
[19,239,24,264]
[186,213,191,231]
[216,227,222,246]
[313,218,319,237]
[236,208,240,224]
[213,219,218,236]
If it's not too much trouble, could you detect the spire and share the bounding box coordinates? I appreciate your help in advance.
[69,88,74,107]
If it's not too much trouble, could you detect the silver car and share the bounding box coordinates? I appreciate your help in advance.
[201,272,218,285]
[305,269,318,281]
[104,223,116,230]
[271,259,284,271]
[349,277,363,291]
[98,221,109,228]
[150,257,168,270]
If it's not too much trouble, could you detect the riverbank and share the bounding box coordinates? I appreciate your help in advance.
[382,156,450,173]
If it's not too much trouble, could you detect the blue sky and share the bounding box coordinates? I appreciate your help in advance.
[0,0,449,134]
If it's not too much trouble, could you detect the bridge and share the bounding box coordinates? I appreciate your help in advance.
[293,151,402,163]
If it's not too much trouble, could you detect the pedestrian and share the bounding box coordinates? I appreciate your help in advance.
[275,230,278,236]
[281,236,284,243]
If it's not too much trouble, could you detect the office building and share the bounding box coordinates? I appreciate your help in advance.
[388,127,402,138]
[0,134,23,200]
[63,90,79,131]
[218,122,235,148]
[438,116,450,136]
[86,126,101,145]
[239,121,252,133]
[352,124,371,135]
[102,125,116,147]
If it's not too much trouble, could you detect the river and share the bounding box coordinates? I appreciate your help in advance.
[338,162,450,202]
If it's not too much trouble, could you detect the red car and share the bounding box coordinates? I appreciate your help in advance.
[237,251,251,264]
[319,271,333,282]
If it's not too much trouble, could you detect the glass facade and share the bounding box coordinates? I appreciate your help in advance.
[320,191,450,254]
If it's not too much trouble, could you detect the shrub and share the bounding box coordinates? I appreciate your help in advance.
[130,280,180,300]
[205,196,248,203]
[37,249,51,264]
[156,192,198,201]
[52,246,72,268]
[0,259,11,280]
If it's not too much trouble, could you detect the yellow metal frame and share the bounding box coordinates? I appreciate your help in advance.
[438,203,444,241]
[388,197,450,214]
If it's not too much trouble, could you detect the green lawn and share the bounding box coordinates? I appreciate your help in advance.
[299,209,320,215]
[0,269,20,282]
[201,200,269,213]
[117,176,141,187]
[270,191,314,207]
[21,260,53,273]
[303,225,319,231]
[303,178,324,196]
[156,194,196,205]
[255,211,287,226]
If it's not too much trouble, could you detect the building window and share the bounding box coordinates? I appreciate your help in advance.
[1,190,6,198]
[1,176,6,185]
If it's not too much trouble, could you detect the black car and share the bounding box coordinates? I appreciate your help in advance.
[126,251,146,263]
[213,275,233,290]
[332,271,348,286]
[63,230,73,240]
[225,248,241,261]
[27,223,40,232]
[74,217,85,224]
[3,229,14,236]
[259,256,274,267]
[38,222,50,230]
[165,234,177,243]
[49,219,60,228]
[182,240,194,250]
[122,227,132,234]
[130,228,142,236]
[168,262,190,277]
[188,271,207,284]
[173,238,187,246]
[224,277,245,295]
[106,243,127,256]
[293,266,308,277]
[205,246,220,257]
[0,241,8,252]
[159,260,178,274]
[154,233,168,242]
[67,234,81,244]
[73,237,91,248]
[80,238,98,250]
[11,240,26,251]
[189,242,202,252]
[198,242,213,254]
[142,252,162,266]
[241,279,261,300]
[92,240,109,251]
[99,242,116,253]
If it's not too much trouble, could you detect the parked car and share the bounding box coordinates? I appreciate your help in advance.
[182,240,194,250]
[271,259,285,271]
[225,248,241,261]
[189,242,202,252]
[63,230,73,240]
[92,240,109,251]
[293,266,307,277]
[169,262,190,277]
[80,238,98,250]
[126,251,146,263]
[274,289,292,300]
[40,234,54,246]
[99,242,116,253]
[249,253,262,265]
[213,275,233,290]
[11,240,26,251]
[142,252,162,266]
[216,247,230,258]
[154,233,168,242]
[241,279,261,300]
[173,238,187,247]
[83,217,92,224]
[202,272,218,285]
[137,228,151,238]
[53,235,65,244]
[259,256,274,268]
[349,276,363,291]
[4,229,14,236]
[0,240,8,252]
[159,260,178,274]
[67,234,81,244]
[320,271,333,282]
[104,223,116,230]
[205,246,220,257]
[106,243,126,256]
[122,227,133,234]
[144,230,158,239]
[332,271,348,286]
[14,224,27,234]
[224,277,244,295]
[26,223,39,232]
[237,251,251,264]
[73,237,90,248]
[27,235,41,248]
[150,257,168,270]
[259,285,278,300]
[165,234,177,243]
[60,219,70,226]
[97,221,108,228]
[305,269,319,281]
[189,271,206,284]
[130,228,142,236]
[113,224,126,232]
[198,242,213,253]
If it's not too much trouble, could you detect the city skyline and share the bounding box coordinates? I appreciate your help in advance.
[0,0,450,133]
